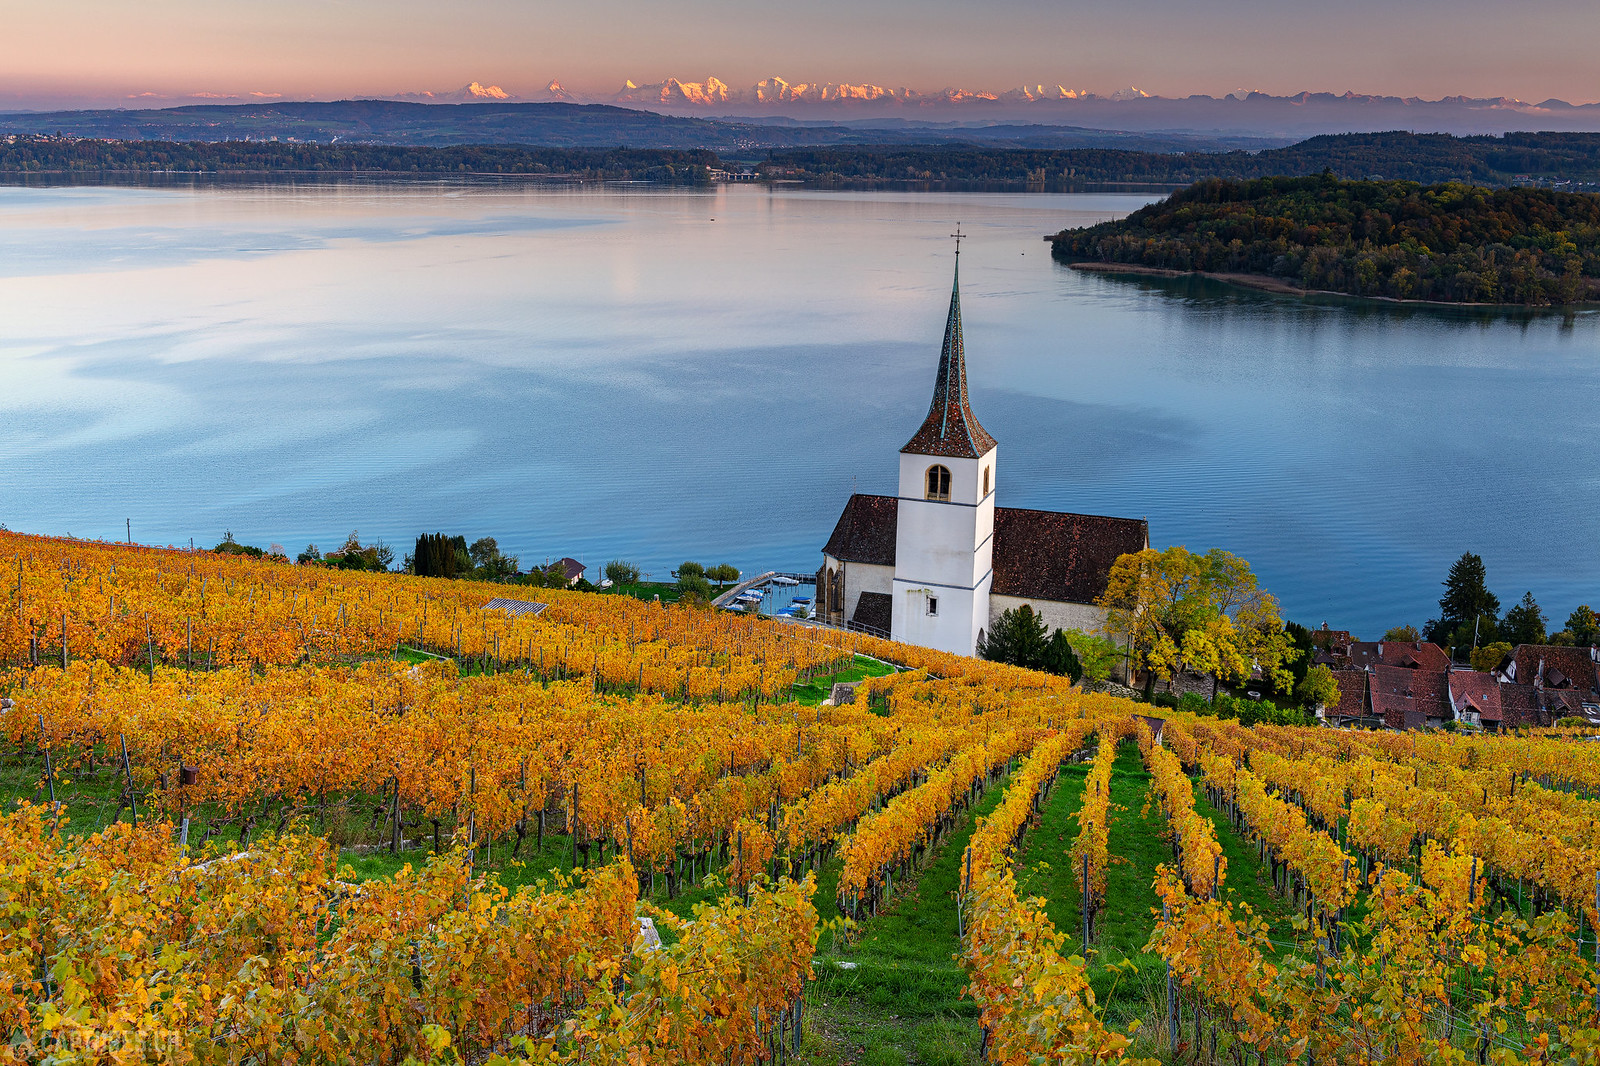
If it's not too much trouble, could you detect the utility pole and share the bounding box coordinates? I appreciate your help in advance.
[126,518,131,545]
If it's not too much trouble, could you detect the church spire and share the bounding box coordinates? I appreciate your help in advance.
[901,244,996,459]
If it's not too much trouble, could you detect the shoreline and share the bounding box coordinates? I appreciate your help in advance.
[1064,260,1597,310]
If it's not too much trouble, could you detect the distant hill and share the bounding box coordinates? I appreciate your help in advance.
[1049,175,1600,306]
[0,100,1261,154]
[6,127,1600,193]
[762,133,1600,189]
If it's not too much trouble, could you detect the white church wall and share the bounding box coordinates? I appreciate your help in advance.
[894,573,992,656]
[893,447,997,655]
[842,562,894,620]
[894,448,996,593]
[988,595,1107,638]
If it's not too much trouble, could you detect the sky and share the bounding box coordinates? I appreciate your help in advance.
[2,0,1596,108]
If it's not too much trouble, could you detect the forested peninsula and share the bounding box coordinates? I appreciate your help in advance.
[1050,175,1600,306]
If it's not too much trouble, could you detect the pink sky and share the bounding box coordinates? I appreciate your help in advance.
[3,0,1595,108]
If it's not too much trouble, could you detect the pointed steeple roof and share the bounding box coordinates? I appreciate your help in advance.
[901,256,996,459]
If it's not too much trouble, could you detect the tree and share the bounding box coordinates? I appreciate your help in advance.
[979,605,1082,680]
[1061,629,1120,684]
[1470,641,1512,673]
[463,537,518,582]
[605,560,641,586]
[978,604,1050,670]
[297,544,322,565]
[1295,664,1341,712]
[1097,546,1297,698]
[1427,553,1499,644]
[1040,630,1083,683]
[412,533,458,578]
[677,573,713,603]
[469,537,500,568]
[1501,591,1548,646]
[1566,605,1600,646]
[677,561,705,580]
[212,531,265,558]
[1383,624,1421,642]
[707,564,740,589]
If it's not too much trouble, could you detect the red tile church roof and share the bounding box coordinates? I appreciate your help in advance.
[991,507,1149,604]
[821,494,1147,607]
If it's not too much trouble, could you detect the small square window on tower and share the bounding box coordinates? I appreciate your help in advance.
[927,596,939,617]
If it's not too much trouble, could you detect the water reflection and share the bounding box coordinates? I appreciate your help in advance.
[0,180,1594,636]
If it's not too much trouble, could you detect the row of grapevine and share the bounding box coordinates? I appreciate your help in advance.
[1069,731,1119,929]
[1141,732,1225,898]
[835,727,1040,916]
[959,727,1148,1065]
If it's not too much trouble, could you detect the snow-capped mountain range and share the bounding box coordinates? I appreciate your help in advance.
[385,77,1144,110]
[365,78,1597,134]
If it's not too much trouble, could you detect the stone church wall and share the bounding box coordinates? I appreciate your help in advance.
[988,594,1105,638]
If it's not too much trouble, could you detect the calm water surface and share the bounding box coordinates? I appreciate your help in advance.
[1,181,1596,637]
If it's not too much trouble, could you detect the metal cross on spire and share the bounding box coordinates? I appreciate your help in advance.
[951,224,965,256]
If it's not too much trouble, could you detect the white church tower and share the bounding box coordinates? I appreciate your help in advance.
[891,244,997,655]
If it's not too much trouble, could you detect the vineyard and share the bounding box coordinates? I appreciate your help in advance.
[3,530,1600,1064]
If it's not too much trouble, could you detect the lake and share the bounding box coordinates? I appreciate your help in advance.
[1,179,1596,639]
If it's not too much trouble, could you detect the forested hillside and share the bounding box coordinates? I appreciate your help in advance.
[5,130,1600,189]
[0,137,717,182]
[1051,175,1600,305]
[764,132,1600,188]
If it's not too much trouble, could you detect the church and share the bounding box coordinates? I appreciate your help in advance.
[817,252,1149,657]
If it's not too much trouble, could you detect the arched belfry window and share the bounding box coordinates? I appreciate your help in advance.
[925,464,952,502]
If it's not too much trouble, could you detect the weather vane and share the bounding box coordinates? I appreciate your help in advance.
[951,224,965,255]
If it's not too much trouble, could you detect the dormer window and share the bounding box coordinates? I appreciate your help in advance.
[925,465,951,502]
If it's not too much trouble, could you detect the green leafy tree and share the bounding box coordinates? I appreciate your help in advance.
[1060,629,1120,684]
[604,560,641,586]
[212,531,265,558]
[677,573,713,603]
[677,561,705,580]
[1383,624,1421,641]
[1566,605,1600,646]
[1501,591,1548,646]
[1295,664,1341,712]
[707,564,741,589]
[465,537,519,582]
[297,543,322,565]
[979,606,1084,681]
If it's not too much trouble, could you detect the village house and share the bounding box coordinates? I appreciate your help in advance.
[1315,636,1600,731]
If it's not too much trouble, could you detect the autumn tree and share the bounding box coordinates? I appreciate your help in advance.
[1096,546,1296,699]
[1470,641,1512,673]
